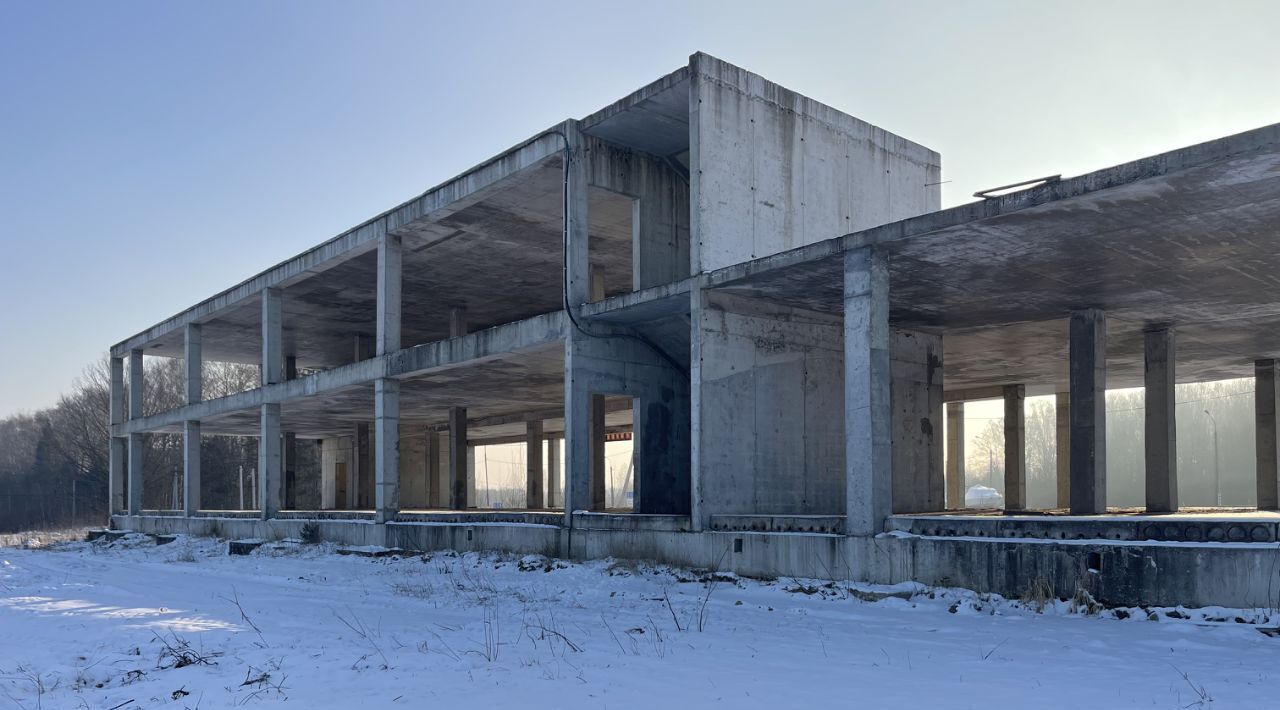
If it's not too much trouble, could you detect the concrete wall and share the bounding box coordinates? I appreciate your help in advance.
[586,137,691,290]
[115,513,1280,609]
[694,291,844,526]
[566,327,690,515]
[890,329,944,513]
[689,53,941,274]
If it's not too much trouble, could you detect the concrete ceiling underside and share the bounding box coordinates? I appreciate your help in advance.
[713,144,1280,392]
[139,158,635,368]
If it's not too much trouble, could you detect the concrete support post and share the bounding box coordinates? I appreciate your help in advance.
[565,123,590,306]
[1069,309,1107,515]
[844,247,892,536]
[183,421,200,515]
[374,378,400,523]
[127,433,144,515]
[128,348,144,419]
[109,356,125,515]
[1003,384,1026,511]
[526,421,545,509]
[1256,360,1280,510]
[376,235,402,355]
[184,323,202,405]
[258,403,281,519]
[1144,327,1178,512]
[945,402,965,509]
[283,433,297,510]
[425,431,441,508]
[262,288,283,386]
[448,407,468,509]
[590,395,606,510]
[1055,392,1071,509]
[547,438,561,508]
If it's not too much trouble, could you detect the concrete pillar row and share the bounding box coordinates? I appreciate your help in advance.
[843,246,892,536]
[184,323,202,405]
[1256,359,1280,510]
[1003,384,1026,511]
[425,430,441,508]
[109,356,126,515]
[183,421,201,516]
[526,421,545,509]
[1069,309,1107,515]
[374,378,400,523]
[945,402,965,509]
[377,234,402,355]
[262,287,283,386]
[547,437,561,509]
[448,407,468,509]
[1144,327,1178,512]
[259,403,281,519]
[1055,392,1071,509]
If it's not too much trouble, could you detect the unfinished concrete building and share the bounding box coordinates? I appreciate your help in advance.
[110,53,1280,608]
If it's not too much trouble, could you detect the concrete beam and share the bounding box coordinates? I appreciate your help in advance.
[1003,384,1026,511]
[844,247,892,536]
[185,323,202,405]
[374,378,400,523]
[1070,309,1107,515]
[942,385,1007,404]
[1257,360,1280,510]
[945,402,964,509]
[377,235,401,355]
[526,420,545,509]
[449,406,468,509]
[183,421,201,515]
[259,403,281,519]
[1055,392,1070,508]
[262,288,282,386]
[113,311,568,436]
[1144,327,1178,512]
[128,349,144,420]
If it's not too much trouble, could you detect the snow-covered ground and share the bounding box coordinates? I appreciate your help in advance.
[2,533,1278,709]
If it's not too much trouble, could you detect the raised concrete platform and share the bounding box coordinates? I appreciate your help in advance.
[889,509,1280,543]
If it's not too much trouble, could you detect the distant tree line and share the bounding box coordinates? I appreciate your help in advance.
[0,357,261,533]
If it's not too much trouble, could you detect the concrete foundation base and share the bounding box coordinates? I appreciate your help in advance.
[112,513,1280,609]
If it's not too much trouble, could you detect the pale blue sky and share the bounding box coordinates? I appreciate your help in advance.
[1,0,1278,416]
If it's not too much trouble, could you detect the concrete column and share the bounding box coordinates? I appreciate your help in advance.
[844,247,892,536]
[184,323,202,405]
[285,356,298,381]
[525,421,545,509]
[283,432,297,510]
[128,348,144,419]
[467,445,477,507]
[1055,392,1071,509]
[565,123,590,306]
[109,357,125,515]
[377,234,402,355]
[945,402,965,509]
[1069,309,1107,515]
[590,395,607,510]
[449,307,468,340]
[1256,360,1280,510]
[262,287,283,386]
[127,433,144,515]
[182,421,201,515]
[374,378,400,523]
[547,437,561,508]
[425,431,441,508]
[259,403,281,519]
[1144,327,1178,512]
[448,407,468,509]
[1003,384,1026,511]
